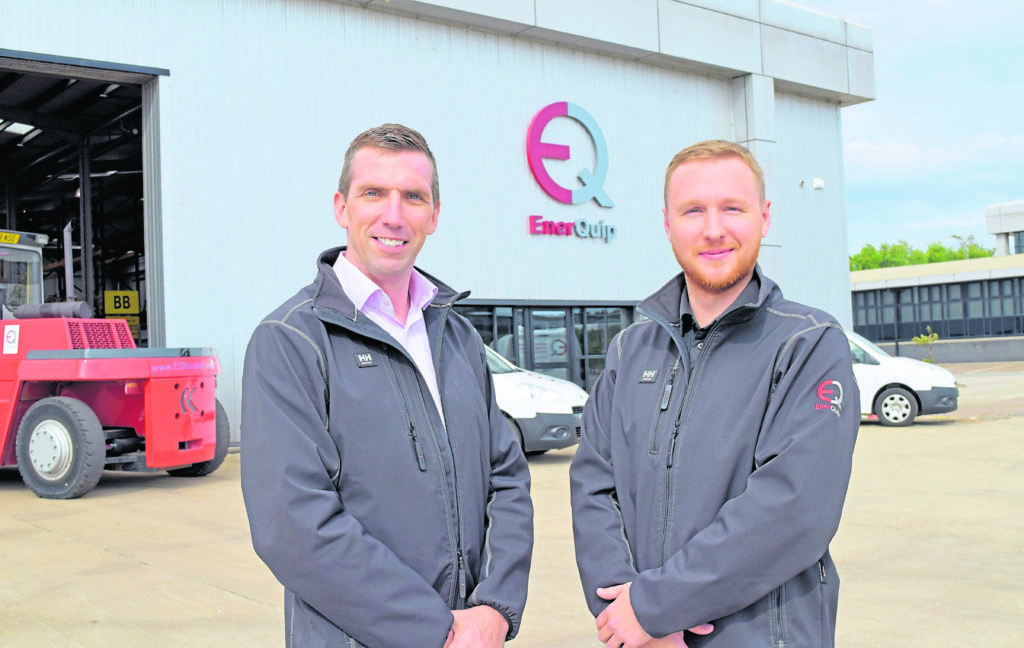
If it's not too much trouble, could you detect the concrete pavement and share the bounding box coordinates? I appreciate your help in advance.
[1,362,1021,647]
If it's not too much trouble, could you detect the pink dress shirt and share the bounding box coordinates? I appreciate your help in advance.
[332,252,445,426]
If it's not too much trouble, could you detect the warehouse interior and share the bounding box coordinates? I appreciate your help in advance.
[0,51,150,340]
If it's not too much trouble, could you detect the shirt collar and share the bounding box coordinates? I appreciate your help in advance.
[680,273,761,335]
[333,250,438,316]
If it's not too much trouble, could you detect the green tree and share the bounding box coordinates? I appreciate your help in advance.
[850,236,995,270]
[849,244,880,271]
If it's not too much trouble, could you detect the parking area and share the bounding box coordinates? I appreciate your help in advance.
[1,362,1022,647]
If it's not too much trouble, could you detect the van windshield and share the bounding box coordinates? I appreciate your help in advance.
[849,331,891,358]
[485,346,520,374]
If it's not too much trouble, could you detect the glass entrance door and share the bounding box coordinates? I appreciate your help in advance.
[525,308,582,384]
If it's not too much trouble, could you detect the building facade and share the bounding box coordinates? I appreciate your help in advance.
[987,201,1024,256]
[0,0,874,430]
[850,255,1024,349]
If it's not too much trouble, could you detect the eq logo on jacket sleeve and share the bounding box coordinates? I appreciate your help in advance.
[815,380,843,417]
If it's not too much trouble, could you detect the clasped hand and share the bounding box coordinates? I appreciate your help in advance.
[595,582,713,648]
[442,605,509,648]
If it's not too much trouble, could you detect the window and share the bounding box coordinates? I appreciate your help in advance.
[456,303,633,390]
[576,307,631,391]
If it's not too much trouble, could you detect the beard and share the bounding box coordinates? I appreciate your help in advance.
[677,238,760,294]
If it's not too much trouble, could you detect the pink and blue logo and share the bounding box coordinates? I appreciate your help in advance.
[526,102,614,207]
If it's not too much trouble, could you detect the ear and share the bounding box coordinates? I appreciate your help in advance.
[426,201,440,235]
[662,206,670,238]
[333,192,348,228]
[760,199,771,238]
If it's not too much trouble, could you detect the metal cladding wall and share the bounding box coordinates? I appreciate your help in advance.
[773,92,851,318]
[0,0,873,429]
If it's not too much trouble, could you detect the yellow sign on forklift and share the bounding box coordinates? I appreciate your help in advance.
[104,290,140,315]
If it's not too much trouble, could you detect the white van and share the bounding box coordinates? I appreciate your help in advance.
[485,346,588,453]
[846,331,959,426]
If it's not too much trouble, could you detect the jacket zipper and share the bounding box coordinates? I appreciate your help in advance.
[666,419,681,468]
[649,360,680,454]
[429,305,467,609]
[457,550,467,601]
[408,423,426,471]
[659,410,685,560]
[658,318,723,561]
[769,584,787,644]
[382,338,464,608]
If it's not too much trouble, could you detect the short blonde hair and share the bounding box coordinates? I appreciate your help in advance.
[663,140,765,206]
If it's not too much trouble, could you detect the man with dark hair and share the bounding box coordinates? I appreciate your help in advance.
[241,123,533,648]
[571,139,859,647]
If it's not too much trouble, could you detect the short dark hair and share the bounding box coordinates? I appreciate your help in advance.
[337,123,439,206]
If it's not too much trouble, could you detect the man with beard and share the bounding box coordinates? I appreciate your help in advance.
[570,140,859,648]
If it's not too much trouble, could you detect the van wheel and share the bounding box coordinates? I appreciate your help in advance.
[168,400,230,477]
[875,387,918,427]
[16,397,105,499]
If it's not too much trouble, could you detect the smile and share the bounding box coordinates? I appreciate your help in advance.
[375,237,407,248]
[700,248,733,259]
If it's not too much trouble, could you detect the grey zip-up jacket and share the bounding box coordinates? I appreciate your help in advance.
[241,248,533,648]
[570,268,859,647]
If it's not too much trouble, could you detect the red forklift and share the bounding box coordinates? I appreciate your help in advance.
[0,229,228,499]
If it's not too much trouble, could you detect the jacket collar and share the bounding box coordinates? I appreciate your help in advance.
[310,247,468,325]
[637,264,778,328]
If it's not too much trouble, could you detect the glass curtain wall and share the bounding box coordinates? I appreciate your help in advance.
[852,277,1024,342]
[454,304,634,391]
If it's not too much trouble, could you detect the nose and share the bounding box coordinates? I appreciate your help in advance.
[702,209,726,240]
[379,191,404,227]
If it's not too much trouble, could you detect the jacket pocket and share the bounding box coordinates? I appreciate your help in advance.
[648,361,680,454]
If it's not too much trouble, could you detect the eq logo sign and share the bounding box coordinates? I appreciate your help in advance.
[526,102,614,207]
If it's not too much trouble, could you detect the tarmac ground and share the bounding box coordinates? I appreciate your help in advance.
[1,362,1022,647]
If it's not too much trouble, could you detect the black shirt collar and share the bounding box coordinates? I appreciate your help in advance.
[680,274,761,338]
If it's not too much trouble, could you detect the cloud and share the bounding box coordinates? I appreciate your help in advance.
[844,133,1024,187]
[796,1,1024,252]
[844,197,990,252]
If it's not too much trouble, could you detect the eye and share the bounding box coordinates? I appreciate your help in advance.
[365,189,379,197]
[407,192,422,201]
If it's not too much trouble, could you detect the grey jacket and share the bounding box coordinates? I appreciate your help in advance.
[570,268,859,647]
[241,248,533,648]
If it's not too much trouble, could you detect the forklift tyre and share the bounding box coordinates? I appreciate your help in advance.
[168,399,230,477]
[16,397,105,500]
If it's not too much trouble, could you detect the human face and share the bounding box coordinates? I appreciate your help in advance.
[334,147,439,295]
[662,156,770,297]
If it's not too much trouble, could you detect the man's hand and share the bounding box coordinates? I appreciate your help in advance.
[641,624,715,647]
[596,582,714,648]
[596,582,650,648]
[446,605,509,648]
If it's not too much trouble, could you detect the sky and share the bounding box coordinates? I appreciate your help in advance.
[797,0,1024,255]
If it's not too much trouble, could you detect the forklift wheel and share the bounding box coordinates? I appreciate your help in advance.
[168,400,230,477]
[16,397,105,499]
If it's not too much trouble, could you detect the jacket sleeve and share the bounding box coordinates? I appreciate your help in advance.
[569,332,642,616]
[240,319,454,648]
[629,323,860,636]
[465,341,534,639]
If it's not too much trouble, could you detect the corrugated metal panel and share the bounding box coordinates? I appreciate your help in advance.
[773,91,852,327]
